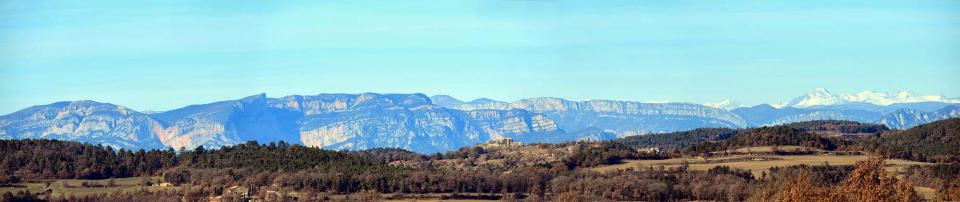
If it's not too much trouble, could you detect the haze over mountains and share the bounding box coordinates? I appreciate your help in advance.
[1,88,957,153]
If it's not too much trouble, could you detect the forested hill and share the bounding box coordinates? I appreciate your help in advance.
[614,128,738,150]
[685,126,841,154]
[782,120,889,134]
[614,119,958,163]
[0,140,399,183]
[859,118,960,163]
[613,120,873,153]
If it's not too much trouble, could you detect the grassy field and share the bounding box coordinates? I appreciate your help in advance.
[0,176,174,198]
[592,154,930,177]
[915,186,938,200]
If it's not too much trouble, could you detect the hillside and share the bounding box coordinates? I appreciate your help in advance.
[782,120,888,134]
[782,120,889,140]
[686,126,842,154]
[861,118,960,163]
[614,128,738,150]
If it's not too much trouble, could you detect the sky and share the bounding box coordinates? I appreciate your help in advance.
[1,0,959,114]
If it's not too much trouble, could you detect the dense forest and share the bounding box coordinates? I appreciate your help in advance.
[858,118,960,163]
[615,120,892,156]
[0,139,177,181]
[615,128,739,150]
[782,120,889,134]
[685,126,844,154]
[1,119,958,201]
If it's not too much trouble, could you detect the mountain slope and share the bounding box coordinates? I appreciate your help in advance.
[774,88,959,109]
[2,91,957,153]
[806,102,954,114]
[0,101,165,149]
[152,93,302,150]
[0,93,575,153]
[452,97,748,136]
[274,93,563,153]
[704,99,743,110]
[879,105,960,129]
[861,118,960,163]
[781,88,846,108]
[429,95,465,108]
[732,104,883,127]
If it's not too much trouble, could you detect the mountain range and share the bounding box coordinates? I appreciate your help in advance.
[771,88,959,108]
[1,89,958,153]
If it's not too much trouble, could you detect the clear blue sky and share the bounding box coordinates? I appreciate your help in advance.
[2,0,959,114]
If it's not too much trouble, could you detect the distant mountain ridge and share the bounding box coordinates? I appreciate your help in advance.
[2,93,571,153]
[770,88,959,108]
[715,88,959,128]
[2,89,958,153]
[448,97,748,137]
[879,105,960,129]
[0,101,166,149]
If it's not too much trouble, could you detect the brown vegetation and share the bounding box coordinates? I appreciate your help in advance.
[751,158,920,202]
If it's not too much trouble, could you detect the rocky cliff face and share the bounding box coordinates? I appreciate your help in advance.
[454,97,747,136]
[277,93,561,153]
[0,93,566,153]
[880,105,960,129]
[151,93,302,150]
[0,101,165,149]
[732,104,884,127]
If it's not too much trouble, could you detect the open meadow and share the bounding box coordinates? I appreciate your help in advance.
[592,152,930,177]
[0,177,173,198]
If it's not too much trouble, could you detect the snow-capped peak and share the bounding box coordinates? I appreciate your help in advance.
[770,101,790,109]
[841,90,894,105]
[704,99,742,110]
[844,90,950,105]
[776,88,958,108]
[783,88,846,108]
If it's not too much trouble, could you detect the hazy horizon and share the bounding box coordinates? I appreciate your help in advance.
[3,0,959,114]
